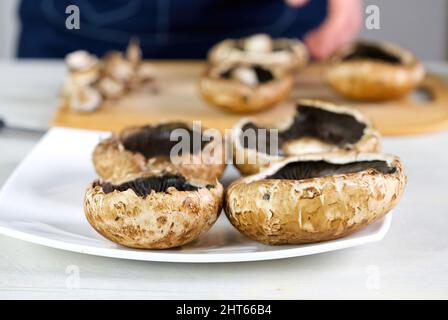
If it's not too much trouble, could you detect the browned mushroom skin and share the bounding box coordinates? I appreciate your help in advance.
[225,154,406,245]
[93,122,226,182]
[240,103,367,155]
[85,173,224,249]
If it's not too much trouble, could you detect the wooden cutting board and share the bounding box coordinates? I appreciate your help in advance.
[52,61,448,136]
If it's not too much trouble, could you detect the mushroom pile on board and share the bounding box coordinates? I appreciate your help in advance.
[63,40,156,112]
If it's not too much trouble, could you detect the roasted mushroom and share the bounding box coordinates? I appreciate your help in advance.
[231,99,381,175]
[225,153,406,245]
[327,41,425,101]
[85,173,223,249]
[199,62,293,113]
[208,33,308,71]
[93,122,226,182]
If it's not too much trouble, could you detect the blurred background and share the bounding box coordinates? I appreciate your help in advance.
[0,0,446,60]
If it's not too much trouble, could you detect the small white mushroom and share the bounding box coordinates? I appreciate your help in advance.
[69,85,102,112]
[66,50,99,72]
[97,77,126,99]
[233,67,259,87]
[244,34,273,53]
[135,63,156,82]
[104,52,134,83]
[66,68,100,88]
[126,39,142,65]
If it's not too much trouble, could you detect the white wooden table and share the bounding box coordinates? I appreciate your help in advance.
[0,61,447,299]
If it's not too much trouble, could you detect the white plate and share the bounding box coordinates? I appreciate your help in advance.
[0,128,392,263]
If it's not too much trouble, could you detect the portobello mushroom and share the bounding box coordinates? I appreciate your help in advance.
[93,122,226,182]
[199,62,293,113]
[84,172,223,249]
[208,33,308,71]
[327,41,425,101]
[225,153,406,245]
[231,99,381,175]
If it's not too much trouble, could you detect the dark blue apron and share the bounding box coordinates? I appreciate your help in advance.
[18,0,327,59]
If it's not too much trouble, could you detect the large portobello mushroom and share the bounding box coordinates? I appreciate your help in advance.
[231,99,380,175]
[208,33,308,71]
[225,153,406,245]
[199,62,293,113]
[327,41,425,101]
[85,173,223,249]
[93,122,226,182]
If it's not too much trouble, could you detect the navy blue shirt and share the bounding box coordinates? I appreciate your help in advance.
[18,0,327,59]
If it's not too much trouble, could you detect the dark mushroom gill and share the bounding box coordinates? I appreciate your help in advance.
[121,123,211,159]
[96,174,214,198]
[342,43,402,64]
[267,160,396,181]
[240,104,366,155]
[220,65,274,83]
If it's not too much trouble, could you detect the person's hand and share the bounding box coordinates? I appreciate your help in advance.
[287,0,362,60]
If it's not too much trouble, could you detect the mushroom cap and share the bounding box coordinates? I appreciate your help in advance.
[225,153,406,245]
[103,51,135,83]
[85,173,224,249]
[199,63,293,113]
[208,34,309,71]
[65,50,99,72]
[231,99,381,175]
[92,122,227,183]
[327,41,425,101]
[69,85,102,113]
[97,77,126,99]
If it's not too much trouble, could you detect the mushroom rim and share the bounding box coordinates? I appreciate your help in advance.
[228,37,306,56]
[206,63,282,84]
[218,64,275,84]
[232,99,374,156]
[92,173,217,198]
[117,122,217,160]
[238,153,402,184]
[332,41,419,67]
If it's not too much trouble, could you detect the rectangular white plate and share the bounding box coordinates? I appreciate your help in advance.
[0,128,392,263]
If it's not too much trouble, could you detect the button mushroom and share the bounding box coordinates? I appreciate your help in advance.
[244,34,273,53]
[103,52,135,84]
[208,33,309,71]
[69,85,102,113]
[92,122,226,183]
[225,153,406,245]
[84,173,224,249]
[199,62,293,113]
[66,50,99,72]
[231,99,381,175]
[327,41,425,101]
[97,77,126,100]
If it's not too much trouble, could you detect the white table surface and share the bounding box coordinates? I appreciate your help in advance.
[0,60,448,299]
